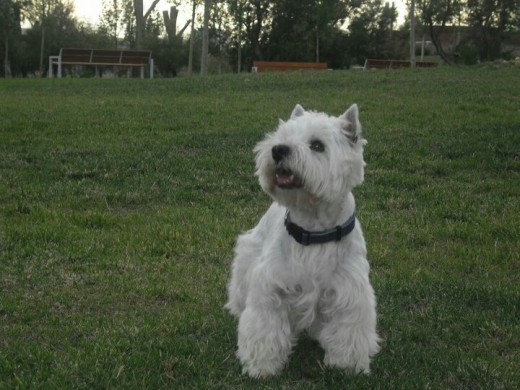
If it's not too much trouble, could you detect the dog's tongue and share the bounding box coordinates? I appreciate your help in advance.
[275,167,302,188]
[276,173,296,186]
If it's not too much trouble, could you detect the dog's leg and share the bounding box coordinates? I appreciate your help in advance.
[318,283,380,374]
[225,232,262,318]
[236,295,293,378]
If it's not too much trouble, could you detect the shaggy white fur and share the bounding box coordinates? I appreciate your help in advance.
[225,104,380,378]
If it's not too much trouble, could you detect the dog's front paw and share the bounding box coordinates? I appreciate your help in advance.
[237,338,287,378]
[236,305,293,378]
[324,352,371,374]
[239,358,283,378]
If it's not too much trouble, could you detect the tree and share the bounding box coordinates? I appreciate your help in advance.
[99,0,126,47]
[133,0,162,48]
[245,0,271,63]
[99,0,171,51]
[187,0,199,74]
[347,0,381,64]
[25,0,76,74]
[264,0,356,64]
[1,0,28,77]
[224,0,404,69]
[418,0,518,63]
[266,0,315,62]
[373,1,399,59]
[227,0,246,72]
[312,0,352,62]
[418,0,463,64]
[200,0,210,75]
[133,0,144,48]
[344,0,410,66]
[466,0,519,60]
[209,0,231,73]
[163,5,191,44]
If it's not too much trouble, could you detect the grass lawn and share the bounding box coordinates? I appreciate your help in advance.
[1,66,519,388]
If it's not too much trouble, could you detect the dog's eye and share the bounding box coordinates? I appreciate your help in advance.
[309,140,325,153]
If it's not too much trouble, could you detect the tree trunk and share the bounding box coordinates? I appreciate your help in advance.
[421,33,425,61]
[235,0,245,73]
[200,0,210,76]
[237,22,242,73]
[428,24,456,65]
[409,0,416,67]
[163,6,178,43]
[188,0,196,75]
[134,0,144,49]
[423,2,456,65]
[144,0,160,20]
[251,1,266,62]
[134,0,161,48]
[315,28,320,63]
[217,12,222,74]
[39,26,45,75]
[4,33,11,78]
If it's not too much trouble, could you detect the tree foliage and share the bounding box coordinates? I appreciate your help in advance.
[1,0,28,76]
[419,0,464,64]
[24,0,78,73]
[1,0,518,77]
[417,0,519,63]
[466,0,519,60]
[98,0,132,47]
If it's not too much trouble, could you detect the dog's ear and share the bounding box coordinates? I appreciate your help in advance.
[340,104,361,144]
[290,104,305,119]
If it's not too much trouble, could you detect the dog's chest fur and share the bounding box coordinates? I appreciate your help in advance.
[274,235,352,331]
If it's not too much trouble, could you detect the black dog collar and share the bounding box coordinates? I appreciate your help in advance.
[284,211,356,246]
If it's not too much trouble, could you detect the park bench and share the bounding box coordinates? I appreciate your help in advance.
[252,61,328,72]
[364,59,437,69]
[48,48,154,79]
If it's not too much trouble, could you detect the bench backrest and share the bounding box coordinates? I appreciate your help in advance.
[253,61,328,72]
[59,48,151,65]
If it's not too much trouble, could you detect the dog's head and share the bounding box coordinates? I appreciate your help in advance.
[254,104,366,208]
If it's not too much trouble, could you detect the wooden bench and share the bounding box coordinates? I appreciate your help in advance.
[364,59,437,70]
[252,61,328,72]
[48,48,154,79]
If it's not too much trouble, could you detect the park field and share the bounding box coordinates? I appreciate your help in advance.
[1,66,519,388]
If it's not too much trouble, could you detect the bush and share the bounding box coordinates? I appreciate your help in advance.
[459,44,479,65]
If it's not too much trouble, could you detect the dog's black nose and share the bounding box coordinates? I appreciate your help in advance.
[272,144,291,163]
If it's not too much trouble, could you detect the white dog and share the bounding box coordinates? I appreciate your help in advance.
[225,104,380,378]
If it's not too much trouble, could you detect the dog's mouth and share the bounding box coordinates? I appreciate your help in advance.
[275,167,302,189]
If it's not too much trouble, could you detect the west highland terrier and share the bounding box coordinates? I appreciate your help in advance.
[225,103,380,378]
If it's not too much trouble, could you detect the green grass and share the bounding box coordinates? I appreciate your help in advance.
[1,67,519,388]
